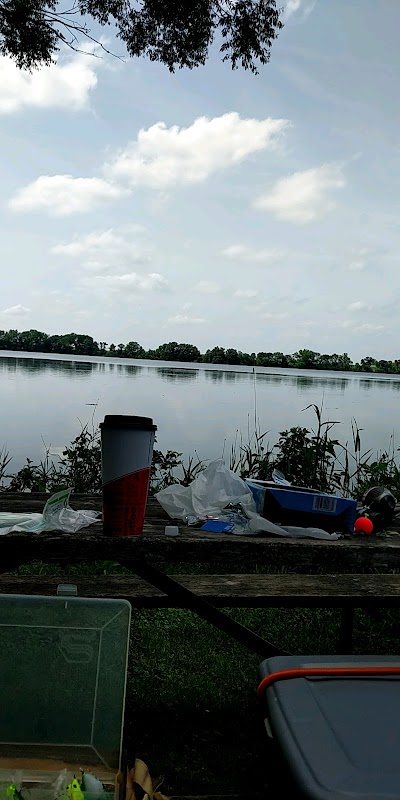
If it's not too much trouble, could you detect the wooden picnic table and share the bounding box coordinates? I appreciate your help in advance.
[2,493,400,571]
[1,493,400,655]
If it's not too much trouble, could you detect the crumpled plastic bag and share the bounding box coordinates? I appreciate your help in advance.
[156,459,256,521]
[156,459,341,540]
[0,488,100,535]
[245,511,340,540]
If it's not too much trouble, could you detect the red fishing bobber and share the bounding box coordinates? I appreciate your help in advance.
[354,516,374,535]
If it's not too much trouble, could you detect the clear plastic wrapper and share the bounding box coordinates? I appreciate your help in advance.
[0,489,99,535]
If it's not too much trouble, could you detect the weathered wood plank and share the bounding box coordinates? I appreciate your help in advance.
[1,494,400,573]
[1,525,400,573]
[0,573,399,607]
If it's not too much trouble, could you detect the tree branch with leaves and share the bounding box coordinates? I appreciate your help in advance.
[0,0,283,72]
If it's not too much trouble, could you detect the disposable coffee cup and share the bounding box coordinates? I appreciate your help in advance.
[100,414,157,536]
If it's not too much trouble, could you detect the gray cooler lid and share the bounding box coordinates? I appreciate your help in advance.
[259,655,400,800]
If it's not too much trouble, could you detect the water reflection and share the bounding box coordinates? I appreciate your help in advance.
[154,367,198,383]
[0,356,144,379]
[203,368,259,383]
[123,364,143,377]
[255,372,286,384]
[255,371,348,392]
[360,377,400,391]
[0,356,95,376]
[295,375,348,392]
[4,355,400,396]
[224,371,239,383]
[205,370,224,383]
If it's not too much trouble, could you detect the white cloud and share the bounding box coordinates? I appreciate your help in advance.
[234,289,258,298]
[298,320,316,327]
[282,0,316,20]
[353,323,384,333]
[168,314,206,324]
[193,281,221,294]
[10,112,288,218]
[339,320,384,333]
[9,176,126,216]
[81,272,169,293]
[347,246,382,272]
[2,304,30,316]
[0,52,98,114]
[283,0,302,17]
[223,244,287,265]
[105,112,289,189]
[54,226,167,302]
[52,226,150,271]
[347,300,370,312]
[348,256,368,272]
[255,164,346,224]
[262,311,289,320]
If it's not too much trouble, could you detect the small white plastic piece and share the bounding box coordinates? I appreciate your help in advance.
[164,525,180,536]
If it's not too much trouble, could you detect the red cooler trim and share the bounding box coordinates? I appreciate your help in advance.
[257,666,400,701]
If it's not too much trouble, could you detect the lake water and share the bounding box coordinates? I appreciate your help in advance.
[1,350,400,472]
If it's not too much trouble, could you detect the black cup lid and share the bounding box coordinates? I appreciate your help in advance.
[100,415,157,431]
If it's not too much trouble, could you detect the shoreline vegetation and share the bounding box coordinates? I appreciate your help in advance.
[0,328,398,374]
[1,405,400,501]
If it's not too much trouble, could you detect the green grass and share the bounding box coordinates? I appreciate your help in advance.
[126,605,400,795]
[13,561,400,796]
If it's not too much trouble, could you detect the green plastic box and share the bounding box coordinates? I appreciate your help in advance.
[0,588,131,780]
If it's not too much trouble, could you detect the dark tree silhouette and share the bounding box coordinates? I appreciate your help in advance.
[0,329,394,375]
[0,1,283,73]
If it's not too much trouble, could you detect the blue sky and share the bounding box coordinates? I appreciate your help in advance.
[1,0,399,360]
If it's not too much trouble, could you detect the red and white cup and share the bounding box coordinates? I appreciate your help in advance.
[100,415,157,536]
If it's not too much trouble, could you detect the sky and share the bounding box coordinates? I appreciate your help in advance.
[1,0,400,361]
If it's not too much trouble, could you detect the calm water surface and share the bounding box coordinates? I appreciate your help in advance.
[1,350,400,471]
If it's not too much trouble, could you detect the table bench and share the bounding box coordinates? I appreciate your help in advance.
[1,493,400,655]
[1,572,400,608]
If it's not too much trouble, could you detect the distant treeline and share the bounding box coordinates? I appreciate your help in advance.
[0,329,397,374]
